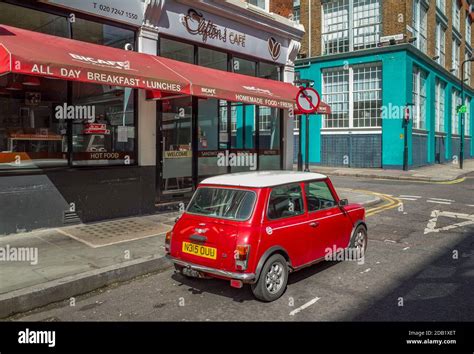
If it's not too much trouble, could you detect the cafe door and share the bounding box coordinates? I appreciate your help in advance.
[157,97,194,202]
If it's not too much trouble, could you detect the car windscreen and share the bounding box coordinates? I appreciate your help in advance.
[187,187,256,221]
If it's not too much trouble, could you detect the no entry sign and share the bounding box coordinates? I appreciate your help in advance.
[296,87,321,114]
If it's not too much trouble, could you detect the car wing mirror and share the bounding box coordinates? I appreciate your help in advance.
[338,199,348,207]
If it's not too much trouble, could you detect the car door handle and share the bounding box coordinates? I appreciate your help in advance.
[309,221,320,228]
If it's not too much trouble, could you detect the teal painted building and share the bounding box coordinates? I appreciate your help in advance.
[295,44,474,169]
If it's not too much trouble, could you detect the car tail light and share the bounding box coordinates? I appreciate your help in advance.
[235,244,250,270]
[165,231,172,253]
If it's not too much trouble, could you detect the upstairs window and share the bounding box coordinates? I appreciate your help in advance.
[412,0,428,54]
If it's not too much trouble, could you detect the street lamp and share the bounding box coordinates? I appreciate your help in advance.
[294,78,315,172]
[460,57,474,169]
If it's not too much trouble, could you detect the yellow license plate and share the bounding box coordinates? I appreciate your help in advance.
[182,241,217,260]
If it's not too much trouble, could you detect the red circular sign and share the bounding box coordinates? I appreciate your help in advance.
[296,87,321,114]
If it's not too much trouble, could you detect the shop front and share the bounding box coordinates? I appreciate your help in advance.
[0,0,305,234]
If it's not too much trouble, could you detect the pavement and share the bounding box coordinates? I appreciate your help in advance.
[0,188,380,319]
[297,159,474,182]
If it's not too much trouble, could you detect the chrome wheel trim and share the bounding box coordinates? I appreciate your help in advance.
[265,261,285,294]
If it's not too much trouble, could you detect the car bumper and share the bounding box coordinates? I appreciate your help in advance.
[167,255,256,282]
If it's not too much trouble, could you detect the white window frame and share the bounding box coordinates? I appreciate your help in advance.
[412,66,427,130]
[452,89,461,135]
[452,0,461,32]
[435,79,446,133]
[466,15,472,45]
[322,62,382,129]
[436,0,446,13]
[322,0,381,55]
[452,37,461,77]
[465,50,472,86]
[465,97,471,136]
[412,0,428,54]
[435,21,446,66]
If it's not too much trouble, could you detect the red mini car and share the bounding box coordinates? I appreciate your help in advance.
[166,171,367,302]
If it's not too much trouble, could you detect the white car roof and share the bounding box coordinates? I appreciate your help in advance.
[200,171,328,188]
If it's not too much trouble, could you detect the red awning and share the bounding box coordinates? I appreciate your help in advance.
[0,24,331,112]
[0,25,189,95]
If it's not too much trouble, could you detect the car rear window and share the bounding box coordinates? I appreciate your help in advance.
[187,187,256,220]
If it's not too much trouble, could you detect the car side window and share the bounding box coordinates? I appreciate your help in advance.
[267,183,305,220]
[305,181,336,212]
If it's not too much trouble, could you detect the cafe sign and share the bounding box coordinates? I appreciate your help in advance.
[158,1,289,65]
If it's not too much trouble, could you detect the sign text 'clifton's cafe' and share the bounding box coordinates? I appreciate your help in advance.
[181,9,247,47]
[20,54,182,93]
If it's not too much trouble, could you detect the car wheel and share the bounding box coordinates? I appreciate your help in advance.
[251,254,288,302]
[350,224,368,259]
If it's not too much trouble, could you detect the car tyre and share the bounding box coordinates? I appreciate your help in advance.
[251,254,288,302]
[350,224,368,260]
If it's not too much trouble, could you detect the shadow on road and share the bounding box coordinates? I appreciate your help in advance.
[346,227,474,321]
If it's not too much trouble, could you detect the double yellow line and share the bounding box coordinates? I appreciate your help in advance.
[352,190,402,217]
[374,177,466,185]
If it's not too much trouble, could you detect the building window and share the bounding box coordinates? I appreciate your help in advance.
[322,68,350,128]
[435,79,446,133]
[259,107,272,132]
[466,16,472,46]
[412,66,427,130]
[465,97,471,136]
[452,38,461,77]
[452,89,461,135]
[198,47,228,71]
[248,0,268,11]
[71,84,136,166]
[159,37,194,64]
[322,0,350,54]
[322,63,382,129]
[465,51,472,86]
[0,75,68,170]
[412,0,428,54]
[436,0,446,13]
[233,57,256,76]
[453,0,461,32]
[0,2,69,38]
[322,0,381,55]
[293,0,300,23]
[72,18,135,49]
[435,21,446,66]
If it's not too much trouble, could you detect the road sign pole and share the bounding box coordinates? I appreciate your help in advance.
[297,115,303,171]
[305,113,310,172]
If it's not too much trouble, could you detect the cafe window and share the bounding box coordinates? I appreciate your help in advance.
[159,37,194,64]
[72,18,135,49]
[259,106,281,170]
[0,2,69,38]
[233,57,256,76]
[198,47,228,71]
[0,74,68,170]
[259,62,280,81]
[71,83,136,166]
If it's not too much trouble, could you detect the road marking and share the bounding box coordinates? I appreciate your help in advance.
[427,200,451,205]
[375,177,466,185]
[403,246,410,251]
[424,210,474,234]
[289,297,321,316]
[360,268,371,273]
[399,195,422,198]
[467,204,474,207]
[429,198,455,202]
[384,239,396,243]
[398,197,418,201]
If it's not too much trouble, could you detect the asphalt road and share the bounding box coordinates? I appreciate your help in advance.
[12,173,474,321]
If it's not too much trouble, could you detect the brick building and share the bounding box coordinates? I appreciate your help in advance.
[295,0,474,169]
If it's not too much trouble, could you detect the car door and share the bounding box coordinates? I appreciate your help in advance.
[304,179,352,261]
[261,182,313,268]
